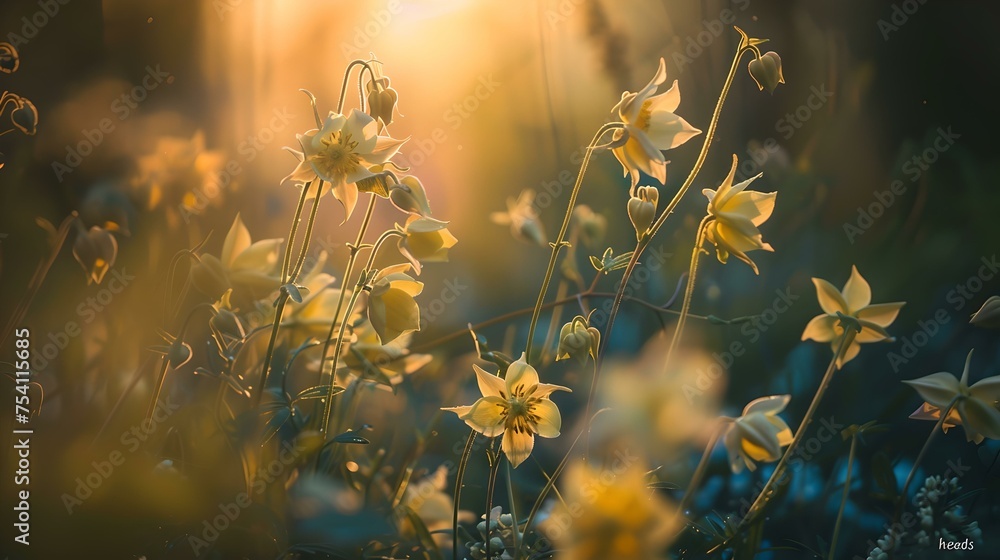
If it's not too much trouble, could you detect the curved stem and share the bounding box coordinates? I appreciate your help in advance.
[336,59,378,114]
[523,122,625,361]
[674,420,726,529]
[287,182,324,281]
[281,183,311,282]
[452,431,477,560]
[891,398,959,531]
[738,330,856,530]
[362,229,405,272]
[319,278,365,435]
[146,302,215,421]
[663,215,711,369]
[484,445,503,560]
[829,433,859,560]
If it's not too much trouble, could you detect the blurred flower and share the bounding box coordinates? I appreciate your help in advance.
[284,109,406,220]
[556,314,600,365]
[72,225,118,285]
[389,175,432,217]
[723,395,793,473]
[702,155,776,274]
[339,322,432,387]
[190,214,282,304]
[490,189,546,246]
[801,266,905,368]
[970,296,1000,328]
[396,215,457,275]
[133,131,227,223]
[548,461,677,560]
[904,350,1000,443]
[368,264,423,344]
[443,354,570,467]
[0,42,19,73]
[627,185,658,240]
[572,205,606,249]
[748,52,785,93]
[210,289,246,342]
[400,466,453,550]
[610,57,701,187]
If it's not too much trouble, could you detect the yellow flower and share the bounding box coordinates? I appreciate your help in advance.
[611,57,701,187]
[72,225,118,285]
[339,321,432,387]
[396,215,457,275]
[400,466,454,550]
[548,462,676,560]
[190,214,283,304]
[723,395,793,473]
[490,189,547,246]
[367,264,423,344]
[443,353,570,467]
[133,131,227,215]
[389,175,432,217]
[702,155,776,274]
[284,109,407,220]
[801,266,905,369]
[904,350,1000,444]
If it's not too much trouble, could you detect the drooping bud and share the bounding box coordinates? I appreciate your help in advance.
[389,175,433,217]
[556,314,600,365]
[748,51,785,94]
[627,186,658,240]
[0,42,19,73]
[72,225,118,285]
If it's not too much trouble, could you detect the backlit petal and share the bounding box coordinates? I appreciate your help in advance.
[903,372,961,408]
[802,314,839,342]
[502,429,534,468]
[813,278,848,316]
[473,364,506,398]
[842,266,872,312]
[532,399,562,438]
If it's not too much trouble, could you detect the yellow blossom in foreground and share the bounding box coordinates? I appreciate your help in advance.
[723,395,793,473]
[284,109,406,220]
[702,155,776,274]
[904,350,1000,444]
[442,354,569,467]
[547,462,677,560]
[396,215,457,275]
[190,214,282,304]
[611,57,701,187]
[801,266,905,368]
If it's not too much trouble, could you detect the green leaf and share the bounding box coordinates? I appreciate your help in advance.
[261,407,291,446]
[331,431,370,445]
[282,283,305,303]
[292,384,345,404]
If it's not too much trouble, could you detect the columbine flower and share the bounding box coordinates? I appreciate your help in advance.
[490,189,547,246]
[903,350,1000,443]
[389,175,432,217]
[396,215,457,274]
[339,321,431,387]
[801,266,905,368]
[627,185,658,240]
[556,314,600,365]
[72,225,118,285]
[190,214,282,304]
[133,131,226,218]
[610,57,701,187]
[443,354,569,467]
[723,395,793,473]
[548,461,676,560]
[364,63,399,127]
[284,108,406,220]
[747,51,785,93]
[367,264,423,344]
[702,155,776,274]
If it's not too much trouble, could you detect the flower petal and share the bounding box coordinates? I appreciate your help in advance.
[842,266,872,312]
[801,314,839,342]
[723,426,746,473]
[856,302,905,328]
[502,428,534,468]
[961,398,1000,441]
[743,395,791,416]
[533,382,572,399]
[903,372,961,408]
[505,353,540,397]
[473,364,506,399]
[222,214,252,268]
[463,396,508,437]
[813,277,848,316]
[532,399,562,438]
[835,340,861,369]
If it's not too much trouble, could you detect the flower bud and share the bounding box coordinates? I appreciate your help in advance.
[10,97,38,135]
[627,186,658,240]
[389,175,433,217]
[72,225,118,285]
[556,315,600,364]
[748,51,785,94]
[365,74,399,127]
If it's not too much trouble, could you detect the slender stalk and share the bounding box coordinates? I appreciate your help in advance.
[146,302,214,421]
[829,433,858,560]
[891,399,959,530]
[453,431,478,560]
[738,330,856,529]
[280,183,311,282]
[316,195,378,433]
[484,445,503,560]
[663,215,711,368]
[336,59,378,114]
[319,283,365,434]
[524,122,625,360]
[506,463,520,554]
[674,421,725,528]
[287,181,324,282]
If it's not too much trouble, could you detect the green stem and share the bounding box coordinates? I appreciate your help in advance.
[738,330,857,529]
[336,59,378,114]
[319,281,365,435]
[146,302,214,421]
[664,215,711,369]
[287,181,324,281]
[484,444,503,560]
[524,122,625,361]
[829,433,858,560]
[674,420,726,527]
[280,183,311,282]
[316,195,378,432]
[506,462,520,555]
[453,431,477,560]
